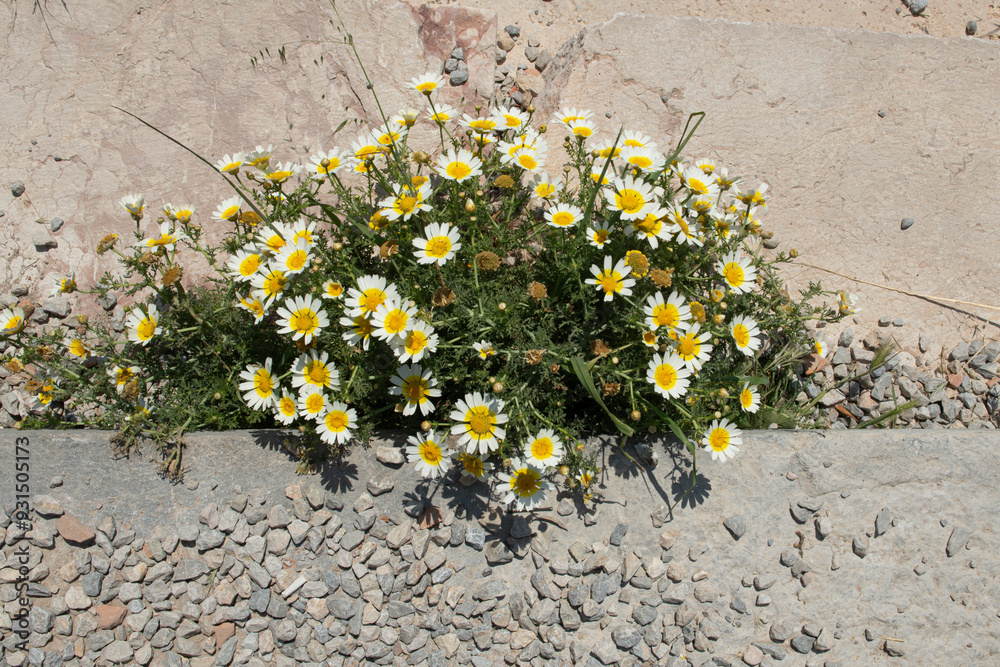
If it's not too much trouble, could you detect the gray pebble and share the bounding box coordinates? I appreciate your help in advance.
[504,25,520,39]
[900,217,915,230]
[839,328,854,347]
[535,50,552,72]
[946,526,972,557]
[449,70,469,86]
[609,522,628,546]
[33,231,58,251]
[853,536,870,558]
[524,46,539,62]
[49,476,63,488]
[967,20,978,35]
[450,47,464,60]
[790,633,815,654]
[878,109,886,117]
[909,0,928,15]
[723,515,746,540]
[444,58,459,73]
[527,37,540,48]
[874,508,892,537]
[466,524,486,551]
[878,316,891,327]
[10,181,25,197]
[893,318,904,327]
[49,217,64,232]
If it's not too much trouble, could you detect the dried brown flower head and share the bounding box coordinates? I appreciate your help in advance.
[525,349,545,365]
[432,288,456,307]
[161,265,183,286]
[379,240,399,259]
[589,339,612,356]
[96,233,119,255]
[140,252,158,266]
[476,251,501,272]
[6,358,24,374]
[24,378,43,395]
[601,381,621,397]
[549,363,561,373]
[295,338,316,352]
[122,380,141,401]
[689,301,707,323]
[527,281,548,301]
[650,268,674,288]
[494,174,515,189]
[239,211,263,227]
[35,345,54,362]
[411,151,431,165]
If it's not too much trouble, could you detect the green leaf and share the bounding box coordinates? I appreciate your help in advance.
[569,356,634,436]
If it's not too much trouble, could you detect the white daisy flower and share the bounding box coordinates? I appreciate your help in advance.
[307,148,349,179]
[545,203,583,229]
[107,365,140,395]
[274,239,312,276]
[462,114,500,134]
[604,174,663,221]
[119,194,145,217]
[136,221,187,252]
[273,388,299,425]
[393,320,438,363]
[511,145,545,172]
[663,203,703,247]
[646,352,691,399]
[0,307,27,334]
[291,350,340,391]
[275,295,329,344]
[215,153,245,174]
[250,267,287,309]
[436,149,483,183]
[621,146,665,174]
[406,430,452,479]
[585,256,635,302]
[588,222,613,248]
[645,291,691,333]
[162,204,195,223]
[674,323,713,372]
[838,291,861,316]
[350,132,384,163]
[227,246,263,282]
[49,273,77,297]
[621,130,657,150]
[427,103,458,124]
[371,296,418,342]
[739,383,761,414]
[717,251,757,295]
[379,181,432,222]
[736,182,769,209]
[730,315,761,356]
[450,392,508,455]
[624,207,669,249]
[239,358,277,410]
[552,107,593,128]
[528,172,561,203]
[372,123,406,147]
[319,280,344,301]
[263,161,302,185]
[316,402,357,445]
[255,222,291,255]
[495,105,529,131]
[213,196,242,223]
[125,303,163,347]
[409,72,446,94]
[567,118,597,139]
[524,429,564,469]
[413,222,461,267]
[285,218,316,248]
[681,165,720,200]
[702,418,742,463]
[812,339,828,358]
[237,295,267,324]
[346,275,400,318]
[245,144,276,170]
[339,314,375,351]
[64,332,90,360]
[297,385,328,422]
[390,363,441,416]
[498,458,552,511]
[474,340,496,360]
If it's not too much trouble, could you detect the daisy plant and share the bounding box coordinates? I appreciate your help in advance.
[4,40,850,502]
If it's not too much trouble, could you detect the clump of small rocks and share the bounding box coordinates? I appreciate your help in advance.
[493,25,550,109]
[795,327,999,431]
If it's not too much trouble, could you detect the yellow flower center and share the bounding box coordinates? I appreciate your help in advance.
[352,316,374,338]
[402,375,429,403]
[654,304,679,328]
[290,309,319,335]
[600,146,621,159]
[360,289,387,314]
[655,364,677,390]
[593,229,609,245]
[263,272,286,296]
[148,236,174,248]
[266,234,285,252]
[531,437,554,461]
[325,410,348,431]
[305,362,329,385]
[741,389,754,409]
[384,310,409,334]
[724,262,745,287]
[643,331,657,346]
[239,255,260,276]
[446,162,472,180]
[572,125,592,137]
[708,428,730,451]
[511,468,541,497]
[517,153,538,170]
[629,155,653,169]
[460,453,484,476]
[415,82,437,93]
[280,397,297,416]
[305,393,325,413]
[678,336,698,358]
[405,330,428,355]
[599,272,621,294]
[286,249,308,271]
[5,316,23,331]
[136,317,157,341]
[733,324,750,348]
[69,339,88,357]
[469,119,496,132]
[425,236,452,259]
[266,170,293,183]
[615,189,646,215]
[624,138,644,148]
[327,283,343,297]
[255,370,273,397]
[419,440,442,465]
[503,114,522,127]
[536,183,556,198]
[396,196,418,215]
[466,406,495,438]
[551,211,575,227]
[222,205,240,220]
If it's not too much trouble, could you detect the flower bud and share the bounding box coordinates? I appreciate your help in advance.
[538,124,547,133]
[575,442,585,453]
[465,199,476,213]
[526,105,535,113]
[332,242,343,251]
[320,158,331,169]
[412,151,431,165]
[714,411,722,419]
[647,425,657,434]
[558,465,570,476]
[77,315,89,326]
[502,457,512,468]
[789,249,799,258]
[630,410,642,421]
[611,356,619,365]
[713,314,725,325]
[492,382,504,393]
[498,302,507,311]
[420,420,431,431]
[719,301,727,310]
[213,392,222,400]
[718,388,729,398]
